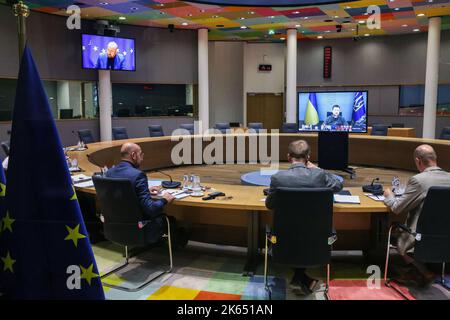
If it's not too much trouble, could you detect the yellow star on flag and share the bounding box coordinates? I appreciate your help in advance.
[1,251,16,273]
[64,224,86,248]
[70,185,78,201]
[2,212,15,233]
[80,263,99,286]
[0,183,5,197]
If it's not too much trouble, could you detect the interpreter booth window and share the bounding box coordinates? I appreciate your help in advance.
[0,78,98,120]
[111,83,195,117]
[399,84,450,116]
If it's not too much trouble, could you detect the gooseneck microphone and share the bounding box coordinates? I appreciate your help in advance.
[153,169,181,189]
[362,177,383,195]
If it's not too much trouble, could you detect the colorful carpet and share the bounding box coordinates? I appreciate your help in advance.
[92,242,450,300]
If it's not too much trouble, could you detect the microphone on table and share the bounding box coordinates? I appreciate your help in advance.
[153,169,181,189]
[362,177,383,195]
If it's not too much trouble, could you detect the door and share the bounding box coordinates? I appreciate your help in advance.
[247,93,284,130]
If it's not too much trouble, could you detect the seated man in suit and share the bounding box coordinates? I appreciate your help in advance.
[95,41,125,70]
[266,140,343,295]
[324,105,347,126]
[384,144,450,286]
[106,142,187,247]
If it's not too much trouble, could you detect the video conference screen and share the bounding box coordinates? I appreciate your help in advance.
[298,91,368,133]
[82,34,136,71]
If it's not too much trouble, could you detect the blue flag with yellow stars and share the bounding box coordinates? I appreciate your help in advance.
[0,46,105,299]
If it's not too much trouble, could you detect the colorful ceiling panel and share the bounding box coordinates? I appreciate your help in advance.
[1,0,449,41]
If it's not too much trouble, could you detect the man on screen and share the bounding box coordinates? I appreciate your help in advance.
[95,41,125,70]
[324,105,347,126]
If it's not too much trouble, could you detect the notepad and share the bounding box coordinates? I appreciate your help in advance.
[334,195,360,204]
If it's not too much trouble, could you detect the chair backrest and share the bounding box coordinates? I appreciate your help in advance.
[112,127,129,140]
[92,176,148,246]
[414,186,450,263]
[214,122,230,134]
[179,123,194,135]
[148,125,165,137]
[248,122,263,133]
[59,109,73,119]
[371,124,389,136]
[1,141,10,157]
[77,129,95,144]
[270,187,334,267]
[439,126,450,140]
[281,123,298,133]
[391,123,405,128]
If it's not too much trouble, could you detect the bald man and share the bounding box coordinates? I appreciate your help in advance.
[106,143,184,245]
[384,144,450,285]
[95,41,125,70]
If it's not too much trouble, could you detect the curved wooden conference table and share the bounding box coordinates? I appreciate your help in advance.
[69,133,450,275]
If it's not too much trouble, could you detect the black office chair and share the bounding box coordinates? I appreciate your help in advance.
[281,123,298,133]
[391,123,405,128]
[439,127,450,140]
[384,186,450,296]
[248,122,264,133]
[264,187,336,300]
[92,175,173,292]
[1,141,10,157]
[214,122,231,134]
[148,125,165,137]
[112,127,129,140]
[77,129,95,144]
[371,124,389,136]
[179,123,194,135]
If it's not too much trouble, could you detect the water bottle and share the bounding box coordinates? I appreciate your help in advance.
[182,174,189,190]
[188,173,194,190]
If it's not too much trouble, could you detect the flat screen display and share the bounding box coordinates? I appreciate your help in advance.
[82,34,135,71]
[298,91,368,133]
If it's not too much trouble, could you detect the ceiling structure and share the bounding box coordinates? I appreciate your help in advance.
[4,0,450,41]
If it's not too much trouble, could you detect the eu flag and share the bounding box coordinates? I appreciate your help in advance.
[352,92,366,126]
[0,47,104,299]
[304,93,319,125]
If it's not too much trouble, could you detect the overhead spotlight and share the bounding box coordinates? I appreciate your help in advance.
[336,24,342,32]
[168,24,174,33]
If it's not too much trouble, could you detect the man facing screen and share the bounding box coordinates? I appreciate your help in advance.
[324,105,347,126]
[95,41,125,70]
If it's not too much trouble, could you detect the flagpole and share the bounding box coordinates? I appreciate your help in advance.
[12,1,30,60]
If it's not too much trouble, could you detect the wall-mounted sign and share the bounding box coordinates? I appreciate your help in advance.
[259,64,272,72]
[323,46,332,79]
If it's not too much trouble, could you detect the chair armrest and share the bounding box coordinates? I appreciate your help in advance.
[391,222,413,234]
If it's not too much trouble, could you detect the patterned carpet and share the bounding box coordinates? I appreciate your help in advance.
[92,241,450,300]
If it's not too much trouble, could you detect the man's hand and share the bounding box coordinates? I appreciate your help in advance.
[162,192,175,204]
[149,186,161,195]
[306,161,318,169]
[384,188,394,198]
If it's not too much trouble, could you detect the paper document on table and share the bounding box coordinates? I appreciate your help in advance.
[334,195,360,204]
[148,179,162,188]
[72,174,91,183]
[366,194,385,201]
[74,180,94,188]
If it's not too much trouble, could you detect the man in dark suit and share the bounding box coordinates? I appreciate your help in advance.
[266,140,343,295]
[106,142,187,246]
[95,41,125,70]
